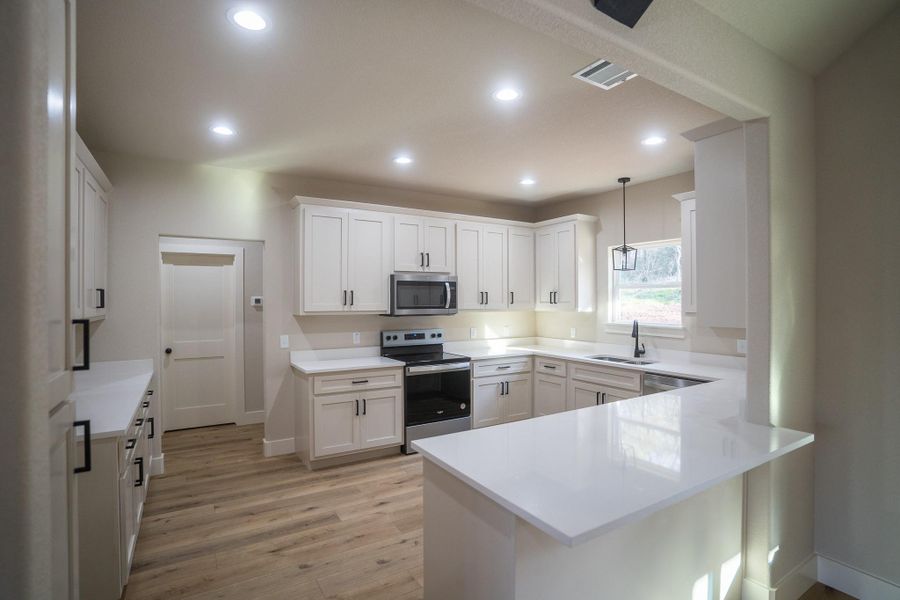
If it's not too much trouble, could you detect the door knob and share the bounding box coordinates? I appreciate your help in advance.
[165,347,173,354]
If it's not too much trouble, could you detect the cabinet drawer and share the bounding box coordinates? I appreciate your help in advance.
[568,361,642,392]
[473,357,532,378]
[313,369,402,395]
[535,357,566,377]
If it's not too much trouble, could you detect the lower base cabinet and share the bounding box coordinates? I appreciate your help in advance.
[472,372,532,428]
[569,379,640,409]
[534,373,567,416]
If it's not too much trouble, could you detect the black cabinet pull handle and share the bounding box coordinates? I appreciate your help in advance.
[72,319,90,371]
[544,364,557,370]
[343,290,347,306]
[125,438,136,450]
[595,391,601,405]
[485,291,489,305]
[362,398,367,415]
[355,399,359,416]
[601,392,607,405]
[142,400,150,408]
[148,417,155,439]
[74,420,92,473]
[146,390,154,395]
[96,288,105,309]
[134,457,144,487]
[497,365,511,370]
[420,252,425,267]
[135,418,144,427]
[510,291,514,305]
[351,379,368,385]
[350,290,354,306]
[426,253,430,267]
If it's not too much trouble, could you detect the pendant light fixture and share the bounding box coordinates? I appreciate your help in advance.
[611,176,637,271]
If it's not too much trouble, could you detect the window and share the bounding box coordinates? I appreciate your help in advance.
[609,239,682,326]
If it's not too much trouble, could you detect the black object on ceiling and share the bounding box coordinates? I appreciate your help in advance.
[591,0,655,28]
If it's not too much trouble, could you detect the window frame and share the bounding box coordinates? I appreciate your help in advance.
[607,238,684,329]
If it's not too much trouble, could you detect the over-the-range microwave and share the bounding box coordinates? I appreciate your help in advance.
[388,273,457,316]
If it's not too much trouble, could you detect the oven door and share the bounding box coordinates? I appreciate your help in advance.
[390,274,457,315]
[404,362,471,426]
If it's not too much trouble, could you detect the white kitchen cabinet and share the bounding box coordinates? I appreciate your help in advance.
[568,361,642,410]
[456,222,507,310]
[313,392,360,457]
[507,227,534,309]
[359,388,404,449]
[674,191,697,314]
[534,217,595,312]
[686,123,747,328]
[534,372,567,416]
[295,367,404,467]
[504,374,533,422]
[472,373,532,428]
[394,216,455,273]
[297,205,392,314]
[71,136,111,320]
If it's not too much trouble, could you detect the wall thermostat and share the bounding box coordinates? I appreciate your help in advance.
[250,296,263,307]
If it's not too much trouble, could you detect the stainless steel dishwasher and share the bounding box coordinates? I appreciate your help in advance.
[642,372,709,394]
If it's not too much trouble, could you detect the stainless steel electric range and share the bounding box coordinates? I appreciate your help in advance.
[381,329,471,454]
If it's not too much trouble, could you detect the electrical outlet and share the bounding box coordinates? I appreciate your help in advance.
[352,332,361,345]
[279,335,289,349]
[737,339,747,354]
[469,327,477,339]
[570,327,576,339]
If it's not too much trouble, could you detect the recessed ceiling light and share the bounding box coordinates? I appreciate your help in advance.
[493,88,521,102]
[211,125,236,136]
[393,155,413,165]
[228,8,267,31]
[519,177,536,186]
[641,136,666,146]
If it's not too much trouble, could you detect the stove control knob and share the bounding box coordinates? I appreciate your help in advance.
[430,333,436,338]
[437,333,442,337]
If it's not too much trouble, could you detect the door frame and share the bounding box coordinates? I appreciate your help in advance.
[159,243,245,432]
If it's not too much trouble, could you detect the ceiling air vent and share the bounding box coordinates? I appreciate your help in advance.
[572,59,637,90]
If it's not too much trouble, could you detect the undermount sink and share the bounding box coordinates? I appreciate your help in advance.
[587,355,657,366]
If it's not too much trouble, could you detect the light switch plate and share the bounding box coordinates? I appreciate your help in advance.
[279,335,289,349]
[737,339,747,354]
[352,332,361,345]
[469,327,477,339]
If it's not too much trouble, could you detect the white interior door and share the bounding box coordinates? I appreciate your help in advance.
[161,248,243,430]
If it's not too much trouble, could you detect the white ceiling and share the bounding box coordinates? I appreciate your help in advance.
[692,0,899,74]
[76,0,725,203]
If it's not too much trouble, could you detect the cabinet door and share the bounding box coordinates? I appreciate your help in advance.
[359,388,403,449]
[568,379,606,410]
[535,226,557,308]
[303,206,349,312]
[601,387,640,404]
[554,223,576,310]
[70,161,85,319]
[118,465,135,578]
[472,377,503,428]
[394,216,424,272]
[423,218,454,273]
[481,225,507,310]
[93,189,109,317]
[534,374,566,416]
[504,374,532,422]
[82,170,100,318]
[680,198,697,313]
[348,210,391,312]
[456,222,482,310]
[313,393,360,457]
[508,227,534,309]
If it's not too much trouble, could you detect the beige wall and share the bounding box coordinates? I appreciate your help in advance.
[814,9,900,585]
[90,152,537,446]
[535,172,746,356]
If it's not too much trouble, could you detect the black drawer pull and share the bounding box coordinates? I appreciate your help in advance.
[96,288,105,309]
[497,365,511,370]
[142,400,150,408]
[125,438,136,450]
[72,319,90,371]
[148,417,155,439]
[135,418,144,427]
[74,420,92,473]
[544,364,557,369]
[134,457,144,487]
[362,398,367,415]
[146,390,154,395]
[351,379,368,385]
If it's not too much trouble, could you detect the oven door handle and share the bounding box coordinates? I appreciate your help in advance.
[444,282,451,309]
[406,362,470,376]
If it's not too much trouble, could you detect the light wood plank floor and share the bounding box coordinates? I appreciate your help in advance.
[125,424,424,600]
[126,424,859,600]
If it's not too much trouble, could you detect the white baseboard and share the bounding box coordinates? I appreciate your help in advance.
[263,436,295,457]
[818,555,900,599]
[150,453,165,476]
[235,409,265,426]
[743,554,817,600]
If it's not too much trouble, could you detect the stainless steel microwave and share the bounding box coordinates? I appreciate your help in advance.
[389,273,457,316]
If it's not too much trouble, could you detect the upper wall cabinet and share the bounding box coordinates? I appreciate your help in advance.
[685,121,747,329]
[534,217,596,312]
[456,222,507,310]
[673,191,697,314]
[294,205,392,314]
[71,135,111,320]
[394,216,454,273]
[507,227,534,310]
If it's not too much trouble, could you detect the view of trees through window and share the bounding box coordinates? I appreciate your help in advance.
[611,241,682,326]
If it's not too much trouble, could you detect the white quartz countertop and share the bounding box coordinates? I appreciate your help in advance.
[71,359,154,440]
[413,373,813,547]
[290,355,405,374]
